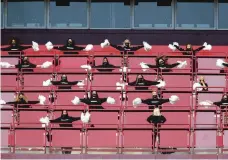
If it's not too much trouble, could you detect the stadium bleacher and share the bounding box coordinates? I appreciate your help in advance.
[1,43,228,158]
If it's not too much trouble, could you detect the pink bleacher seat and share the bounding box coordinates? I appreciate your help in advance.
[1,45,228,154]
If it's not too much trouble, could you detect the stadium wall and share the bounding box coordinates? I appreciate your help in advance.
[1,29,228,45]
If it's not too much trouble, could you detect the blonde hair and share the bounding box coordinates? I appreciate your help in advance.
[15,94,28,103]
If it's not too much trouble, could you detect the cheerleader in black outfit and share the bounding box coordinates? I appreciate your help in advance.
[0,93,46,124]
[200,94,228,110]
[40,110,92,154]
[100,39,152,55]
[92,57,119,72]
[0,92,46,109]
[132,91,179,109]
[1,38,32,54]
[42,75,85,89]
[71,91,116,109]
[0,56,52,72]
[127,74,165,90]
[168,42,212,55]
[140,55,187,74]
[53,38,93,54]
[168,42,212,75]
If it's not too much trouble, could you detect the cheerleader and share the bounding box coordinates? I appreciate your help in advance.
[51,38,93,54]
[168,42,212,55]
[92,57,119,72]
[140,55,187,73]
[100,39,152,54]
[0,92,46,109]
[193,76,208,91]
[132,91,179,109]
[42,75,85,89]
[39,110,92,154]
[71,91,116,109]
[0,56,52,72]
[128,74,166,90]
[200,94,228,109]
[168,42,212,75]
[1,38,37,54]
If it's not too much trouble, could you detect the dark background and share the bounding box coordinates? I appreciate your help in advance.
[1,29,228,45]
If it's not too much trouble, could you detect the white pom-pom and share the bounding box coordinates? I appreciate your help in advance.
[0,62,14,68]
[173,42,179,46]
[0,99,6,105]
[216,59,226,68]
[81,111,91,123]
[133,98,142,108]
[81,65,91,71]
[199,100,213,108]
[204,44,212,51]
[203,42,212,51]
[45,41,54,51]
[203,42,207,47]
[84,44,93,51]
[38,95,46,105]
[140,62,149,72]
[143,41,152,51]
[77,80,85,88]
[39,116,50,127]
[156,80,166,88]
[177,61,187,69]
[193,82,202,91]
[168,44,176,51]
[107,97,115,104]
[169,95,179,104]
[43,79,52,86]
[71,96,80,105]
[100,39,110,48]
[41,61,52,68]
[32,41,39,51]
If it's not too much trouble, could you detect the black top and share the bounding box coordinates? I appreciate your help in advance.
[174,45,205,55]
[128,79,160,90]
[223,63,228,67]
[6,99,40,109]
[1,45,31,54]
[147,115,167,125]
[80,98,107,109]
[146,63,180,70]
[128,79,160,86]
[110,44,144,55]
[50,115,80,127]
[92,63,119,72]
[142,98,169,109]
[51,80,81,89]
[15,62,37,72]
[213,100,228,109]
[54,45,85,54]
